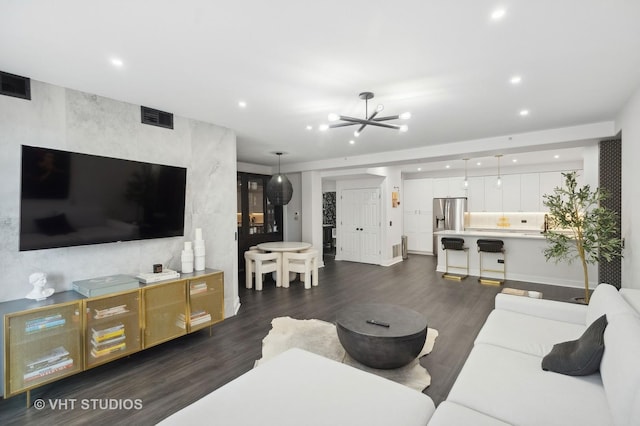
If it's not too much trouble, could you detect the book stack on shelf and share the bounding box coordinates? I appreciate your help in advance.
[189,282,208,295]
[24,346,73,383]
[93,305,129,320]
[176,310,211,329]
[25,314,66,334]
[91,324,126,358]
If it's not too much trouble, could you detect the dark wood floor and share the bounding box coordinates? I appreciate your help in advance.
[0,254,584,425]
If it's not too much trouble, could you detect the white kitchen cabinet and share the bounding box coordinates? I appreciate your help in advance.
[432,178,449,198]
[403,178,434,253]
[539,172,563,212]
[467,177,485,211]
[433,177,466,198]
[484,177,502,212]
[403,178,433,211]
[501,174,521,211]
[520,173,540,211]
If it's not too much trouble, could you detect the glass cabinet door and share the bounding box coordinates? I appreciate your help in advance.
[248,177,264,234]
[237,172,284,278]
[6,302,83,396]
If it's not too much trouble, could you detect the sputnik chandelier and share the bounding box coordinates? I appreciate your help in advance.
[324,92,411,137]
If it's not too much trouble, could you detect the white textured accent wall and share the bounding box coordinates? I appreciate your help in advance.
[0,80,239,313]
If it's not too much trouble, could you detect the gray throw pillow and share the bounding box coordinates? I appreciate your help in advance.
[541,314,607,376]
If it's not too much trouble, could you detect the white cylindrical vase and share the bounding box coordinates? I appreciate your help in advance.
[181,241,194,273]
[194,245,205,271]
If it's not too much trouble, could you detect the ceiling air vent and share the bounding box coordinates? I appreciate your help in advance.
[0,71,31,100]
[141,106,173,129]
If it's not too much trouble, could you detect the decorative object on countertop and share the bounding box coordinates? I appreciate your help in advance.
[181,241,194,273]
[496,215,511,228]
[194,228,205,271]
[542,171,622,304]
[266,152,293,206]
[25,272,54,300]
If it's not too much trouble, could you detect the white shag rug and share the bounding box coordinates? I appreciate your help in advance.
[255,316,439,391]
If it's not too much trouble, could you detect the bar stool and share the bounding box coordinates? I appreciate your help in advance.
[441,237,469,280]
[282,251,316,289]
[244,251,281,291]
[477,239,505,286]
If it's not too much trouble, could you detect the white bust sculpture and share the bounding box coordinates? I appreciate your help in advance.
[25,272,55,300]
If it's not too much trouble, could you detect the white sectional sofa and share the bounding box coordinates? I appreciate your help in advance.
[158,347,435,426]
[429,284,640,426]
[159,284,640,426]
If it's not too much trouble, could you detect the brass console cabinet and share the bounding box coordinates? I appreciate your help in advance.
[1,269,224,403]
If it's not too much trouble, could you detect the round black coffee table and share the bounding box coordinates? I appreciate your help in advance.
[336,303,428,369]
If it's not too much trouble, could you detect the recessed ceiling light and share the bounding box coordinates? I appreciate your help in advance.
[491,8,506,21]
[306,125,313,130]
[238,101,247,108]
[110,58,124,68]
[318,124,329,131]
[349,140,355,145]
[512,159,518,163]
[445,165,451,169]
[510,75,522,85]
[519,109,530,116]
[554,155,560,159]
[417,167,422,171]
[476,162,482,166]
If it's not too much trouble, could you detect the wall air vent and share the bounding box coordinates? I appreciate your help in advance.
[0,71,31,100]
[141,106,173,129]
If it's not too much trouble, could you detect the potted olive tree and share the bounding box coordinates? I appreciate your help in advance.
[542,171,622,304]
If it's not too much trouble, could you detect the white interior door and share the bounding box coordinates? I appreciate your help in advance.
[359,188,381,264]
[339,188,381,264]
[340,189,361,262]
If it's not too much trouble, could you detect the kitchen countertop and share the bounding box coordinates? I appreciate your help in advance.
[434,229,546,239]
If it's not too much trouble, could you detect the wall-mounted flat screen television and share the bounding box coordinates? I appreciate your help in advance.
[20,145,187,251]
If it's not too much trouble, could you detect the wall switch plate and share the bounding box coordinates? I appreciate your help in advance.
[498,259,505,264]
[521,219,527,223]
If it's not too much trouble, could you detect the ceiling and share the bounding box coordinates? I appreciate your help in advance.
[2,1,639,172]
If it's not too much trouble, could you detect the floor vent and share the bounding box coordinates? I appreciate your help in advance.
[392,243,401,258]
[141,106,173,129]
[0,71,31,100]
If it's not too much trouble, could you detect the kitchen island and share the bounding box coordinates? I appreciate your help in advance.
[434,229,596,288]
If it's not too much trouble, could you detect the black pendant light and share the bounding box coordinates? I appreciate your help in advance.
[266,152,293,206]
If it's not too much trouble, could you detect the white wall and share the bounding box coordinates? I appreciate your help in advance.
[283,172,302,242]
[617,85,640,289]
[0,80,239,313]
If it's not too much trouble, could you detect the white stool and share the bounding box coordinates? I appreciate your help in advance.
[283,251,316,289]
[244,251,281,291]
[300,248,319,287]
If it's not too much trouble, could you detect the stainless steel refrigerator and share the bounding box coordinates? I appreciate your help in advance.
[433,197,468,257]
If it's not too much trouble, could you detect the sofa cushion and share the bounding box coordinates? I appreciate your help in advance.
[428,401,511,426]
[541,314,607,376]
[586,283,637,326]
[495,293,587,325]
[447,344,613,426]
[158,348,435,426]
[600,313,640,426]
[475,309,585,357]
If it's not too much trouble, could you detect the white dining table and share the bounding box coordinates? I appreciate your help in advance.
[256,241,312,252]
[256,242,312,281]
